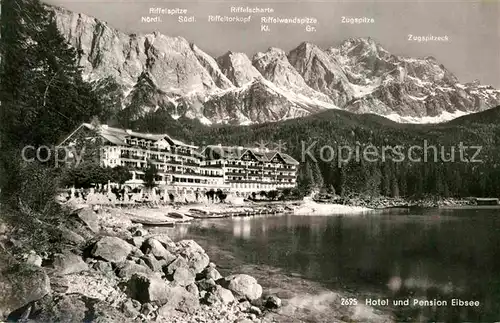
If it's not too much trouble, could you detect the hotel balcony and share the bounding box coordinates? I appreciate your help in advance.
[224,163,264,169]
[171,149,195,157]
[226,179,269,184]
[184,160,201,167]
[225,171,248,176]
[200,173,224,178]
[165,159,183,166]
[201,164,223,169]
[120,153,144,160]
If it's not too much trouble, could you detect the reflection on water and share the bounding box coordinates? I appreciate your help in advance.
[232,217,252,239]
[163,209,500,322]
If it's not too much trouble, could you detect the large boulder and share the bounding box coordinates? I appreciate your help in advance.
[145,234,177,253]
[142,238,175,263]
[34,294,88,322]
[58,226,86,246]
[0,261,51,319]
[91,236,133,263]
[49,252,88,275]
[177,240,205,253]
[201,266,222,281]
[126,273,171,305]
[221,274,262,301]
[76,208,100,233]
[172,267,195,287]
[141,254,163,272]
[177,240,209,273]
[116,261,152,280]
[157,285,200,316]
[204,285,235,305]
[165,256,189,276]
[186,252,209,274]
[34,294,129,322]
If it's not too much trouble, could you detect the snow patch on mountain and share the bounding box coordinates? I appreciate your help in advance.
[386,110,469,124]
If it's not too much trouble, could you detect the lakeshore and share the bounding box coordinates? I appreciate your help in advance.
[0,203,393,322]
[61,191,492,228]
[1,192,498,322]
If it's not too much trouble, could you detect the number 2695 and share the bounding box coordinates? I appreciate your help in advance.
[341,298,358,306]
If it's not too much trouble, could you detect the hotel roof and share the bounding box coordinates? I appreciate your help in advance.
[203,145,299,165]
[76,123,198,148]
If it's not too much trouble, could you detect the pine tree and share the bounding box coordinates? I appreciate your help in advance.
[297,160,314,195]
[0,0,121,201]
[0,0,120,147]
[380,162,392,196]
[310,160,324,191]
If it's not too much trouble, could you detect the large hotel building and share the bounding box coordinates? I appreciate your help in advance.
[59,123,299,194]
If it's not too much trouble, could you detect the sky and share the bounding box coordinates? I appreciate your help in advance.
[45,0,500,87]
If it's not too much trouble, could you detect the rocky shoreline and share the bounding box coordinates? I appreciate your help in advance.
[0,206,283,323]
[317,196,477,210]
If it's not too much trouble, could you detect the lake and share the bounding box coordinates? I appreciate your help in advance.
[153,207,500,322]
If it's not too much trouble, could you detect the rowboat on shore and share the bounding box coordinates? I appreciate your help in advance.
[128,217,175,226]
[475,198,499,206]
[183,213,231,219]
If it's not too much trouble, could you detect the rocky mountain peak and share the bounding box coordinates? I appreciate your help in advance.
[216,51,262,87]
[337,37,391,60]
[253,47,287,62]
[295,41,317,52]
[252,46,334,105]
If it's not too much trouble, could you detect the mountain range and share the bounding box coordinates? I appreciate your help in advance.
[51,5,500,125]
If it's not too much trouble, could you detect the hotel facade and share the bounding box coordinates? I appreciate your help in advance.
[59,123,299,195]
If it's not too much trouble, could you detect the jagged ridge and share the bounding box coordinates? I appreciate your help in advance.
[51,6,500,125]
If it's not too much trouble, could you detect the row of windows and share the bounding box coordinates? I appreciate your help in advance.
[125,140,193,155]
[230,182,294,189]
[121,152,198,163]
[226,169,295,176]
[203,160,295,168]
[172,177,224,185]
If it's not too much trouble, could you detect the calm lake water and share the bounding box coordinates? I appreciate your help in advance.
[155,208,500,322]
